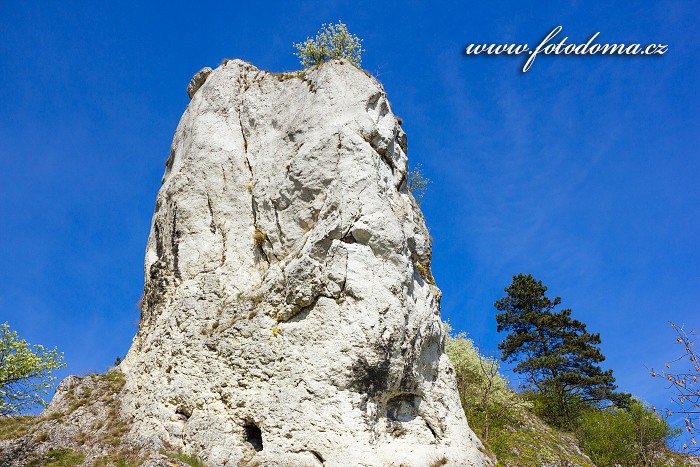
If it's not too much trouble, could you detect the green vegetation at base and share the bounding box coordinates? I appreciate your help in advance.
[445,327,529,443]
[445,329,593,466]
[0,414,38,439]
[575,401,680,467]
[446,272,689,466]
[27,449,85,467]
[166,451,207,467]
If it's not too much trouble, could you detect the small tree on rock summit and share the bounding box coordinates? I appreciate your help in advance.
[294,22,364,68]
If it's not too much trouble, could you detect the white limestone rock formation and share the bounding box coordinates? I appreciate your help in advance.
[120,59,490,466]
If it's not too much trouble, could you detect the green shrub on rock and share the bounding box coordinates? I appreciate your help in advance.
[294,22,364,68]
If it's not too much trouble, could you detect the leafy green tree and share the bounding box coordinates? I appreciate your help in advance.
[575,399,678,467]
[0,322,65,414]
[495,274,630,427]
[445,326,530,442]
[294,22,364,68]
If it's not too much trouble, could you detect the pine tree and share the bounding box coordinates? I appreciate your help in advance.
[495,274,630,427]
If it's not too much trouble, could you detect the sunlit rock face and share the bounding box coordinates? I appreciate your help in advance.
[120,59,491,467]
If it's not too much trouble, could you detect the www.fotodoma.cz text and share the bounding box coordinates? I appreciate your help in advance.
[465,26,667,72]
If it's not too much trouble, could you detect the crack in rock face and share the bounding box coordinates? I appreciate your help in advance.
[118,59,491,466]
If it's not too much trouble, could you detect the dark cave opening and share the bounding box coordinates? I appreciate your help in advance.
[244,422,263,452]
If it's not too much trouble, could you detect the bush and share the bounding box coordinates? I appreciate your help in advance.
[294,22,364,68]
[0,322,66,414]
[575,400,679,467]
[408,164,430,206]
[444,327,530,442]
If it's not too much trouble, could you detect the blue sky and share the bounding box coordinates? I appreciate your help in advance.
[1,0,698,436]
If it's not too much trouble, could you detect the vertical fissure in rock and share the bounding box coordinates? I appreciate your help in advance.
[310,450,325,464]
[271,201,284,252]
[154,223,163,258]
[206,195,217,234]
[335,133,342,173]
[171,204,180,279]
[206,194,227,266]
[238,110,249,153]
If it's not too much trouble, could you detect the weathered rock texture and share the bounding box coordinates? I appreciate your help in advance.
[117,59,490,466]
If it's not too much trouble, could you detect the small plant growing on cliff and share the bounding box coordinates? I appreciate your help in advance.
[0,322,66,415]
[294,21,364,68]
[415,262,435,285]
[408,164,430,206]
[253,228,267,248]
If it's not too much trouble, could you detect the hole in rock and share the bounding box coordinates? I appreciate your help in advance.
[341,233,356,244]
[175,405,192,421]
[386,394,419,422]
[244,422,263,452]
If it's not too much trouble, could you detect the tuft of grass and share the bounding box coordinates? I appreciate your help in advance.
[0,415,38,440]
[96,370,126,387]
[253,228,267,248]
[94,447,145,467]
[102,418,130,447]
[69,396,89,413]
[415,262,435,285]
[274,70,305,82]
[166,451,207,467]
[43,411,65,423]
[28,449,85,467]
[75,431,88,444]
